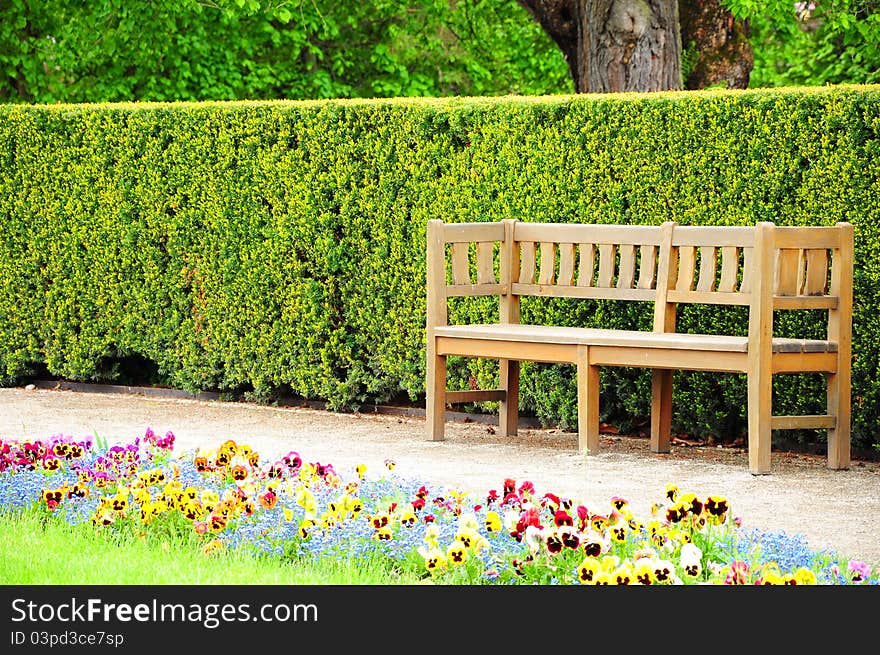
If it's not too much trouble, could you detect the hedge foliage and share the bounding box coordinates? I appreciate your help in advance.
[1,86,878,448]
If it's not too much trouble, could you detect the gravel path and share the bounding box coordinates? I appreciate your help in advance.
[2,386,879,568]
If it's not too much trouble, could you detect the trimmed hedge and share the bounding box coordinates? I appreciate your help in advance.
[1,87,878,449]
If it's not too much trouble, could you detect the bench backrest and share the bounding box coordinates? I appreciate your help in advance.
[426,219,853,343]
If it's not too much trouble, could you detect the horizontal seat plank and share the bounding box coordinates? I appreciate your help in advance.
[435,324,837,353]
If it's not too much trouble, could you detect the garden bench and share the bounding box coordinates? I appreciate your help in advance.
[425,219,853,475]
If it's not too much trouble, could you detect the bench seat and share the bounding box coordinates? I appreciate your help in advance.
[435,324,837,354]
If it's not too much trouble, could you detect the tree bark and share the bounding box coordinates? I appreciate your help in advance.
[517,0,682,93]
[679,0,753,89]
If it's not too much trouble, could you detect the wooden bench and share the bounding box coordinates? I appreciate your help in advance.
[425,219,853,475]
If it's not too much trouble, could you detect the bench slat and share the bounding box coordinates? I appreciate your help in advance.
[695,246,717,292]
[476,242,496,284]
[774,226,842,249]
[617,244,636,289]
[538,242,557,285]
[515,222,662,245]
[577,244,596,287]
[774,295,837,310]
[804,248,829,296]
[519,242,536,284]
[666,290,751,306]
[718,246,739,293]
[637,245,657,289]
[436,324,836,353]
[443,222,505,243]
[671,225,755,247]
[770,415,836,430]
[451,242,471,285]
[676,245,696,291]
[597,244,616,288]
[775,248,803,296]
[512,283,655,301]
[558,243,576,286]
[740,247,754,293]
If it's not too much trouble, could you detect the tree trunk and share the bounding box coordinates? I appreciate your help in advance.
[679,0,753,89]
[517,0,682,93]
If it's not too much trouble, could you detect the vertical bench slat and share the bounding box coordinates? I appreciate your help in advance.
[519,242,536,284]
[696,246,717,292]
[558,243,576,286]
[578,244,596,287]
[597,244,616,288]
[776,248,803,296]
[617,244,636,289]
[637,245,657,289]
[538,242,557,285]
[676,245,696,291]
[740,247,754,293]
[476,241,495,285]
[718,246,739,293]
[804,249,829,295]
[451,242,471,285]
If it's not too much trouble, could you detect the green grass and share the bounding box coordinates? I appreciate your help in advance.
[0,510,421,585]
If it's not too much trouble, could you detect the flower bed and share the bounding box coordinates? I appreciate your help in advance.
[1,429,876,585]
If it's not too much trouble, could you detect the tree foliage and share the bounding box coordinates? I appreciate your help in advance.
[0,0,572,104]
[725,0,880,87]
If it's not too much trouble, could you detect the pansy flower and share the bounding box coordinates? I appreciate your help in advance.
[679,543,702,578]
[503,478,516,496]
[209,514,227,532]
[231,465,248,482]
[399,509,417,528]
[847,560,872,583]
[383,458,396,471]
[652,560,675,584]
[446,541,467,565]
[545,530,564,555]
[41,488,63,510]
[791,568,818,585]
[724,561,750,585]
[610,496,628,511]
[665,484,679,502]
[258,490,278,510]
[476,510,499,535]
[665,503,687,524]
[577,557,600,584]
[609,523,628,543]
[559,526,580,550]
[613,563,635,585]
[704,495,729,520]
[283,451,302,470]
[581,531,608,558]
[355,463,367,479]
[42,457,61,472]
[554,510,573,527]
[421,549,447,574]
[634,559,655,585]
[678,492,703,516]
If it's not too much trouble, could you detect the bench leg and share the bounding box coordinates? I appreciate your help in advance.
[576,345,599,454]
[499,359,519,437]
[747,367,772,475]
[426,349,447,442]
[826,371,851,470]
[650,369,673,453]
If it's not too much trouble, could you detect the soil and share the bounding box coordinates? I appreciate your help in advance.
[2,385,879,568]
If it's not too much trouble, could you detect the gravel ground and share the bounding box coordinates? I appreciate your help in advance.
[2,386,879,568]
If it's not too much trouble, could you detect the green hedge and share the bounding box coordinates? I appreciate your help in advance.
[1,87,878,449]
